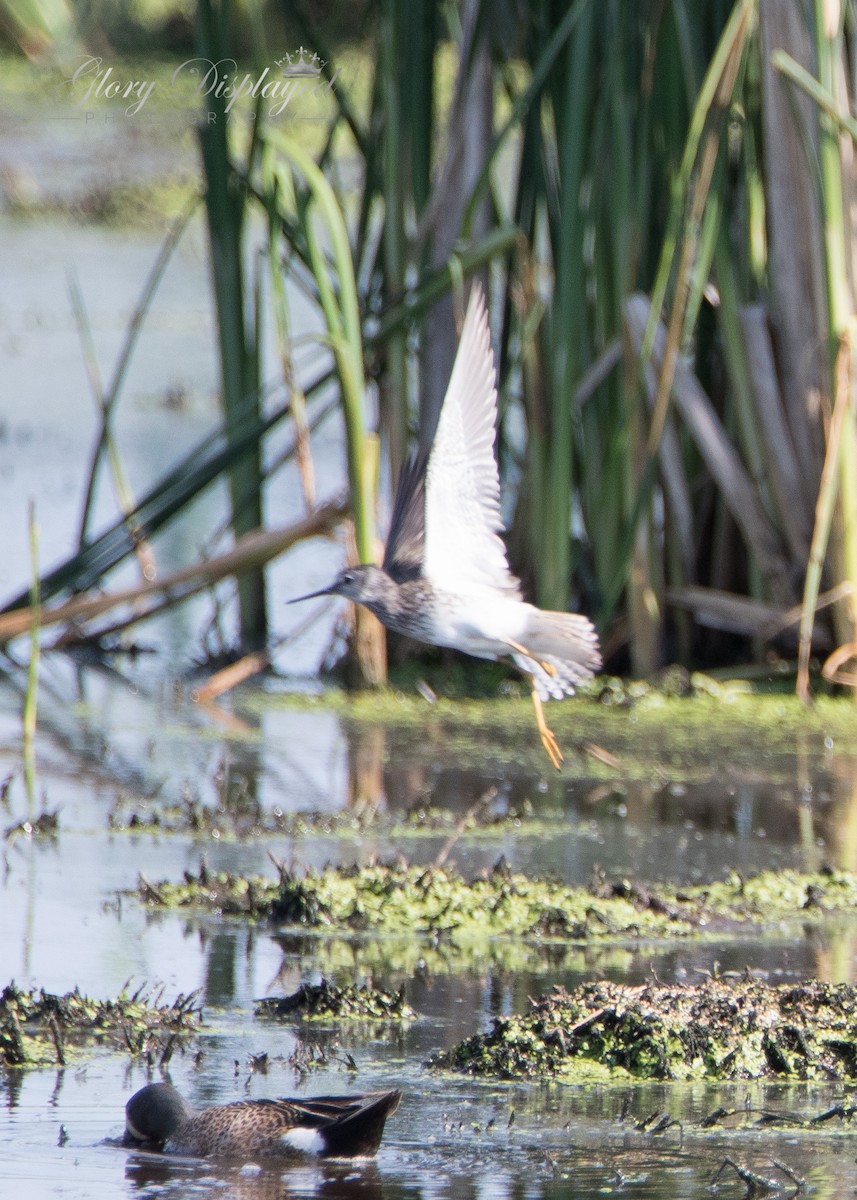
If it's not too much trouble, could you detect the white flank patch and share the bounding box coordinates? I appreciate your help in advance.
[282,1127,325,1155]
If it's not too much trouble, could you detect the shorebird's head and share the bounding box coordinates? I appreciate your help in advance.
[290,564,395,608]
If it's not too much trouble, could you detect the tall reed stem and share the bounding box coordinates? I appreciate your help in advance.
[197,0,267,650]
[23,500,39,812]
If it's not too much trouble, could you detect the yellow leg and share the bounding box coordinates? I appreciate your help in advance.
[505,637,557,678]
[530,682,563,770]
[503,638,563,768]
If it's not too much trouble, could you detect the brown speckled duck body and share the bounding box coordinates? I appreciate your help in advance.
[123,1083,402,1159]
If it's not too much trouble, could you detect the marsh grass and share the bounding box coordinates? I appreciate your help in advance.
[0,980,201,1068]
[4,3,857,698]
[259,0,857,692]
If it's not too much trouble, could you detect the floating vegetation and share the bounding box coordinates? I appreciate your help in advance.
[0,982,201,1069]
[430,978,857,1082]
[135,861,857,945]
[267,684,857,744]
[255,978,415,1022]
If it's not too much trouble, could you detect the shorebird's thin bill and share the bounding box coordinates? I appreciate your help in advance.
[289,583,334,603]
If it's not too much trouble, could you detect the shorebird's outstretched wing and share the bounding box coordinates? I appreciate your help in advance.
[420,285,521,596]
[382,445,429,584]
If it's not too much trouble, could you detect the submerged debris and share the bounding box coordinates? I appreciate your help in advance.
[710,1156,803,1197]
[255,978,415,1022]
[134,861,857,945]
[0,981,201,1069]
[430,978,857,1082]
[3,809,59,842]
[698,1101,857,1129]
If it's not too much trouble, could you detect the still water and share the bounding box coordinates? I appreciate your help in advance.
[2,661,857,1199]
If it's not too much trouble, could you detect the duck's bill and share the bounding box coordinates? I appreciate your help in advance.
[122,1129,155,1148]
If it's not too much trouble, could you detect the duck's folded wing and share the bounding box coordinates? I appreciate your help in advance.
[275,1090,403,1157]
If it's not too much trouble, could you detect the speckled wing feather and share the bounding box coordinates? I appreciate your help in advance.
[181,1091,401,1157]
[421,286,521,596]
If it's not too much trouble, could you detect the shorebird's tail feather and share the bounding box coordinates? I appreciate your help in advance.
[514,612,601,701]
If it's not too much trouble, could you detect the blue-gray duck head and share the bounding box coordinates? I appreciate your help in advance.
[124,1082,194,1146]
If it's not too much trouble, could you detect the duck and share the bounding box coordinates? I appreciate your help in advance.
[123,1082,402,1159]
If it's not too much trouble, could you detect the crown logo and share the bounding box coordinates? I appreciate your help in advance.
[276,47,324,77]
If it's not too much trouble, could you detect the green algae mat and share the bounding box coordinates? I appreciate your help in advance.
[431,978,857,1082]
[135,861,857,943]
[129,860,857,1083]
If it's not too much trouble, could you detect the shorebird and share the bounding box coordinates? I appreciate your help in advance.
[123,1083,401,1159]
[292,285,600,768]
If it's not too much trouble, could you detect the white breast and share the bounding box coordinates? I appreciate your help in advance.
[430,592,533,659]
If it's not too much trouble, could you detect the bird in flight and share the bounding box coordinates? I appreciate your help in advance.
[292,285,601,768]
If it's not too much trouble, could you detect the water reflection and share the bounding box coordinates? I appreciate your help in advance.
[124,1155,387,1200]
[4,665,857,882]
[5,669,857,1199]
